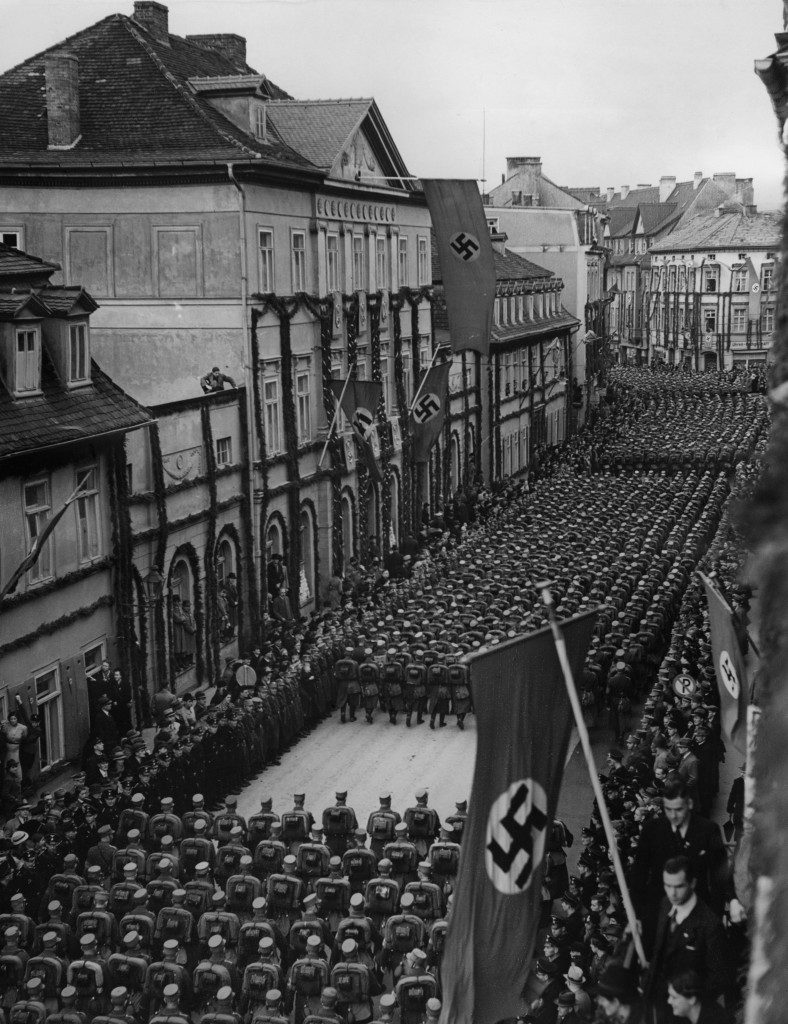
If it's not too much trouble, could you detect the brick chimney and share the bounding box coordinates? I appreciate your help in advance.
[133,1,170,46]
[45,53,80,150]
[693,171,703,189]
[186,33,247,69]
[713,172,736,196]
[735,178,754,205]
[659,176,676,202]
[505,157,542,197]
[621,185,630,200]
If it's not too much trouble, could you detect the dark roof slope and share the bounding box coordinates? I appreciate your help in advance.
[650,210,782,252]
[265,99,371,170]
[0,13,311,169]
[0,351,151,461]
[0,244,60,279]
[431,239,554,286]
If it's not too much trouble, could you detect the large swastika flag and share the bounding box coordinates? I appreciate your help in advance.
[422,179,496,358]
[411,361,451,464]
[439,611,597,1024]
[699,572,748,756]
[329,379,383,484]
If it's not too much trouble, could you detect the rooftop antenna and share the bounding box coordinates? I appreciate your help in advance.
[480,107,486,196]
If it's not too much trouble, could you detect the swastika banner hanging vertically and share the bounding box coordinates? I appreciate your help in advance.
[410,361,451,464]
[329,379,383,484]
[439,611,597,1024]
[421,179,496,358]
[698,572,748,756]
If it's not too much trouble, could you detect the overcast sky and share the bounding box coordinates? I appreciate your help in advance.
[1,0,785,210]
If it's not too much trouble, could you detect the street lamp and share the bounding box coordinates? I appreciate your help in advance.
[143,565,164,726]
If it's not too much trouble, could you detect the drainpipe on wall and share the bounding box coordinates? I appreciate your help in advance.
[227,162,261,634]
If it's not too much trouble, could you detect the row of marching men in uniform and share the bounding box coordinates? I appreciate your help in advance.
[0,788,465,1023]
[331,648,472,729]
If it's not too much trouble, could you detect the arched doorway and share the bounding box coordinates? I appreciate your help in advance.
[215,533,239,645]
[168,555,195,679]
[264,514,288,606]
[299,505,316,614]
[389,472,400,548]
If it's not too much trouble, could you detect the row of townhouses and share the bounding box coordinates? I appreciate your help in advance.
[0,3,592,777]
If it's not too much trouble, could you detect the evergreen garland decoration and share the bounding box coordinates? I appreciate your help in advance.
[462,352,471,486]
[108,437,140,719]
[130,565,152,728]
[391,293,412,536]
[147,421,169,686]
[347,295,370,560]
[236,392,260,636]
[0,559,111,611]
[370,296,393,556]
[299,496,320,607]
[200,403,220,683]
[474,351,483,482]
[0,595,113,658]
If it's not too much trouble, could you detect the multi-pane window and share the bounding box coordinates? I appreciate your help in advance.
[763,306,775,332]
[259,229,274,292]
[216,437,233,466]
[704,308,717,333]
[296,369,311,442]
[668,266,677,291]
[327,233,340,292]
[352,236,365,291]
[732,306,747,333]
[24,479,53,582]
[732,269,748,293]
[417,236,429,285]
[704,266,719,293]
[254,105,266,140]
[402,351,412,404]
[398,236,408,288]
[76,467,100,563]
[16,329,39,392]
[762,264,774,292]
[375,235,387,291]
[264,377,282,454]
[69,322,89,382]
[291,231,306,292]
[35,667,64,768]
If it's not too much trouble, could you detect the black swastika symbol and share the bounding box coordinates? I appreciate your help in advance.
[719,652,739,698]
[352,408,373,438]
[413,393,441,424]
[450,232,480,262]
[487,782,548,889]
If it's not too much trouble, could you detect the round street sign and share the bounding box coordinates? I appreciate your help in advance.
[672,673,697,697]
[236,664,257,689]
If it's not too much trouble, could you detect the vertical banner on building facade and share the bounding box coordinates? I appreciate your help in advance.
[329,379,383,484]
[410,361,451,463]
[439,612,597,1024]
[698,572,748,756]
[421,179,496,358]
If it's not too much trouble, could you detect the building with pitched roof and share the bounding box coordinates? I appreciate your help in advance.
[0,2,435,698]
[647,204,781,370]
[483,157,607,417]
[432,237,579,488]
[0,244,152,771]
[566,172,757,366]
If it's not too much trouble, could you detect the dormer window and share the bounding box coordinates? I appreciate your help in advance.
[254,105,266,141]
[16,327,40,393]
[69,322,89,383]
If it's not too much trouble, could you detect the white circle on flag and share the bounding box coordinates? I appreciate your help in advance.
[449,230,482,263]
[412,393,441,425]
[719,650,740,699]
[485,778,548,895]
[352,407,374,439]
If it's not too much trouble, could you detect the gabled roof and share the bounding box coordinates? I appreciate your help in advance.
[431,240,554,286]
[636,203,678,234]
[265,99,373,172]
[606,208,638,237]
[487,169,587,210]
[0,353,151,462]
[0,12,313,171]
[0,244,60,280]
[0,286,98,320]
[650,210,782,252]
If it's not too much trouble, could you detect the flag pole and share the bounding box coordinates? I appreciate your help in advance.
[318,371,354,468]
[409,345,442,416]
[537,581,648,969]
